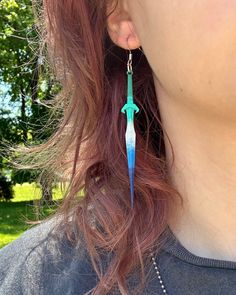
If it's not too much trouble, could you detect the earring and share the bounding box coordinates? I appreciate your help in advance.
[121,49,140,209]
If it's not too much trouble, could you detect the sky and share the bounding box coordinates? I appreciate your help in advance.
[0,81,24,118]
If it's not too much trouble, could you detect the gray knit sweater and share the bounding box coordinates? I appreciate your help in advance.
[0,217,236,295]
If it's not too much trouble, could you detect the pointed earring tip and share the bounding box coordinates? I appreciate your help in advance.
[130,186,135,209]
[131,198,134,209]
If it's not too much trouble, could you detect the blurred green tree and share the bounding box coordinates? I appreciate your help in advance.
[0,0,61,203]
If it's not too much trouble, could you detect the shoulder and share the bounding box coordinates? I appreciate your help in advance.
[0,216,99,295]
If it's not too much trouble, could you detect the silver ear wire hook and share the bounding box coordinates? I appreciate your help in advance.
[127,46,144,73]
[127,48,133,73]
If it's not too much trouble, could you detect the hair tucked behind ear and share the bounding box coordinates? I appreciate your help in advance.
[7,0,183,294]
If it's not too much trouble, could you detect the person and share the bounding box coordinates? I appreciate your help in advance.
[1,0,236,294]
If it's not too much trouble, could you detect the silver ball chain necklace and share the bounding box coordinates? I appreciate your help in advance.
[150,251,168,294]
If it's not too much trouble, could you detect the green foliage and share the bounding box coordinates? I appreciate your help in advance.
[0,0,36,99]
[0,0,62,189]
[0,0,61,143]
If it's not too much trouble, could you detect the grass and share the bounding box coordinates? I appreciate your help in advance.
[0,182,68,249]
[12,182,64,202]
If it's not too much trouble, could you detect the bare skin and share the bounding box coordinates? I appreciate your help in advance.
[107,0,236,261]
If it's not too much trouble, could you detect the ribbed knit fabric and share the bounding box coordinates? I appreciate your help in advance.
[163,226,236,269]
[1,217,236,294]
[145,226,236,294]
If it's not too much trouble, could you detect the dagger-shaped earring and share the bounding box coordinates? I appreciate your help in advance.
[121,49,140,209]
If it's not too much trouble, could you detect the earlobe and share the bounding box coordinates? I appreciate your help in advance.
[106,2,141,50]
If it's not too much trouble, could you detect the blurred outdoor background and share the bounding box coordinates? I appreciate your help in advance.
[0,0,65,248]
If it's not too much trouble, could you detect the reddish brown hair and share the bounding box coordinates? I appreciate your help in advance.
[9,0,182,294]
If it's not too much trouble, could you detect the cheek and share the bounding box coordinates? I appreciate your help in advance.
[138,0,236,117]
[202,0,236,32]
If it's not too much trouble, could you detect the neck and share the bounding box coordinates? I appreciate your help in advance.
[155,80,236,262]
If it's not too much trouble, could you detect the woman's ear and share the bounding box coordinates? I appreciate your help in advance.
[106,0,141,50]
